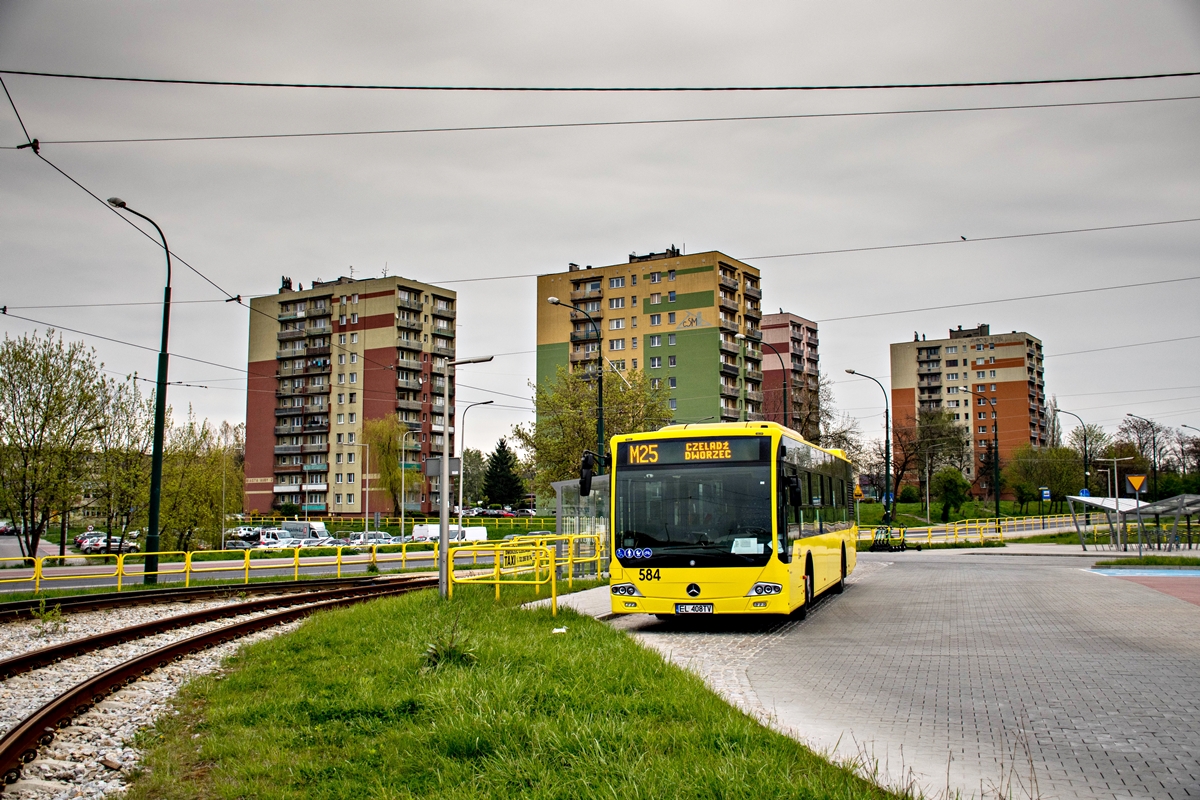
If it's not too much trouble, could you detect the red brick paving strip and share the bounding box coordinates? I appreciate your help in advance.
[1118,576,1200,607]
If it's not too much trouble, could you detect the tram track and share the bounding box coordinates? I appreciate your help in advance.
[0,575,437,790]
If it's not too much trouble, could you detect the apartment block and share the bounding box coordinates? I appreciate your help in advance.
[536,247,764,424]
[760,312,820,441]
[890,323,1047,492]
[244,275,456,517]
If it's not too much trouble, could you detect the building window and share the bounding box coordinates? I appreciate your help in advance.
[348,412,356,423]
[989,370,996,378]
[350,353,358,363]
[607,277,624,289]
[611,359,626,370]
[631,275,637,286]
[336,473,344,484]
[990,384,996,391]
[631,316,637,328]
[668,291,676,302]
[979,412,986,419]
[979,426,987,433]
[668,313,676,324]
[609,297,625,309]
[610,339,625,351]
[348,433,356,444]
[350,373,357,383]
[349,392,356,403]
[948,373,958,381]
[988,343,995,349]
[336,414,345,424]
[650,272,661,283]
[347,452,355,463]
[335,453,343,464]
[338,354,345,365]
[668,377,677,388]
[668,269,675,281]
[667,334,676,345]
[651,378,661,388]
[650,314,661,326]
[609,318,625,330]
[350,333,358,343]
[669,398,677,410]
[976,371,985,378]
[650,357,662,368]
[339,315,346,325]
[648,335,661,347]
[631,337,637,349]
[668,355,677,367]
[347,493,355,505]
[335,493,343,504]
[650,293,662,304]
[338,393,345,404]
[338,374,346,385]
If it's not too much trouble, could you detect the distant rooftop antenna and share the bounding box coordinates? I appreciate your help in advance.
[349,265,355,278]
[382,261,389,277]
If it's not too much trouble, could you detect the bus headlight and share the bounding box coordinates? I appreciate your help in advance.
[611,583,643,597]
[746,582,782,596]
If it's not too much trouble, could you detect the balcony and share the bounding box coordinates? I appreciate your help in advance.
[433,328,455,340]
[718,339,739,356]
[304,423,330,434]
[307,345,330,357]
[277,347,304,359]
[275,407,300,417]
[744,306,762,320]
[301,443,329,454]
[570,329,601,343]
[431,305,456,320]
[746,368,764,382]
[302,503,327,512]
[303,463,328,472]
[397,399,424,412]
[570,308,603,322]
[397,297,423,312]
[718,274,739,291]
[743,284,762,300]
[397,317,423,332]
[396,358,423,372]
[719,385,740,399]
[275,387,299,398]
[569,288,602,302]
[274,464,303,474]
[718,319,738,334]
[304,363,332,375]
[746,390,764,404]
[718,296,739,313]
[306,326,331,338]
[277,330,304,341]
[274,445,303,455]
[720,362,739,378]
[274,424,302,436]
[273,484,302,494]
[569,350,600,363]
[432,345,455,358]
[719,408,740,422]
[745,329,762,342]
[397,378,422,391]
[301,483,329,492]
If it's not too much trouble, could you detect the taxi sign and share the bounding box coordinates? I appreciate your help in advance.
[1126,475,1147,494]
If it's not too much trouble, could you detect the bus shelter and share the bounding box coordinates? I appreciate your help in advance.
[1128,494,1200,555]
[1066,495,1146,551]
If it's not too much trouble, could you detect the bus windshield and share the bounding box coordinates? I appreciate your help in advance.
[614,462,773,568]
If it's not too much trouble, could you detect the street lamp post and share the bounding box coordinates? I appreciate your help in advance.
[107,198,171,584]
[962,385,1001,519]
[846,369,891,525]
[457,400,494,536]
[1126,413,1159,500]
[547,297,604,465]
[1056,408,1089,495]
[440,355,494,598]
[759,340,790,430]
[399,428,418,539]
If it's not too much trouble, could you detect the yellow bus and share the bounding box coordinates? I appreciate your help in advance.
[609,421,856,618]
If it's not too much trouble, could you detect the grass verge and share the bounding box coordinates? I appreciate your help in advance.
[1094,555,1200,567]
[123,583,897,800]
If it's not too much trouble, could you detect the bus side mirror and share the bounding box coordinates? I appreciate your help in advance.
[580,452,596,497]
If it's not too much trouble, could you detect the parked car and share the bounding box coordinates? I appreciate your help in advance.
[82,535,140,555]
[515,509,536,517]
[282,521,329,539]
[345,531,392,546]
[224,539,255,551]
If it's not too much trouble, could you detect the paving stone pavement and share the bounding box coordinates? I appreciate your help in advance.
[613,553,1200,800]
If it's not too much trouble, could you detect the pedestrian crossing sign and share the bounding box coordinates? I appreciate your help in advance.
[1126,475,1147,494]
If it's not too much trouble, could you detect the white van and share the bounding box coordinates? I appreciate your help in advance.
[410,524,488,543]
[282,521,328,538]
[255,528,288,547]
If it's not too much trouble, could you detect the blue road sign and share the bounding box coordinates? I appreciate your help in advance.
[1041,488,1051,501]
[1079,488,1091,497]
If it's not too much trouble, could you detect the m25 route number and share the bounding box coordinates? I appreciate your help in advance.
[628,443,659,464]
[638,568,661,582]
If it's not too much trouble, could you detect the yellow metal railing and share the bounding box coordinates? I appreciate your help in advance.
[243,515,558,531]
[447,543,558,614]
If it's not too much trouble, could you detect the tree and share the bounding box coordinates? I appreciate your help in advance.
[92,375,155,546]
[890,409,969,503]
[1002,445,1082,513]
[460,447,485,505]
[816,375,866,465]
[511,366,671,496]
[931,466,971,522]
[482,438,524,507]
[0,331,106,558]
[363,415,421,513]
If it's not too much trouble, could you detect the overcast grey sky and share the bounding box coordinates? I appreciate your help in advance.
[2,0,1198,454]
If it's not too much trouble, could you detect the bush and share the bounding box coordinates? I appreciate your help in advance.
[898,485,921,504]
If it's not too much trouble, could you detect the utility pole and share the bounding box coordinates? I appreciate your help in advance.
[846,369,891,525]
[439,356,493,598]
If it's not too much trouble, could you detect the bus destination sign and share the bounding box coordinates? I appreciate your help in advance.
[618,437,765,466]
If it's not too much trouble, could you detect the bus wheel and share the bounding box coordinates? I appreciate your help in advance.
[832,547,846,594]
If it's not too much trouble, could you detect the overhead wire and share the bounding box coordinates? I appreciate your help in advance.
[4,67,1199,92]
[19,94,1200,147]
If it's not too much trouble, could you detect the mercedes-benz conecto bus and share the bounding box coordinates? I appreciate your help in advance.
[609,421,856,617]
